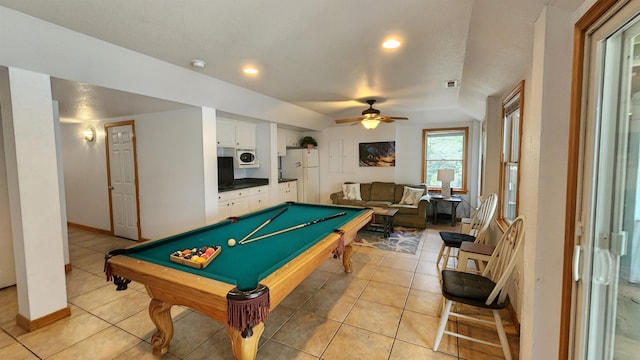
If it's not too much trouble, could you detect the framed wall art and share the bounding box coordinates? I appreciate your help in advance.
[359,141,395,167]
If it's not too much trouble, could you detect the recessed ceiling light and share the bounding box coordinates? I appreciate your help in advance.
[243,67,259,75]
[191,59,206,68]
[382,39,401,49]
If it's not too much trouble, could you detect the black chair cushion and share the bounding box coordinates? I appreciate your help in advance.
[439,231,476,248]
[441,270,508,309]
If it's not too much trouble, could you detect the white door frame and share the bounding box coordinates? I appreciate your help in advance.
[104,120,142,241]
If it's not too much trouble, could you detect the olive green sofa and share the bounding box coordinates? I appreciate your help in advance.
[329,182,431,229]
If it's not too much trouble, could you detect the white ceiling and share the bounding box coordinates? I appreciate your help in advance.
[0,0,584,125]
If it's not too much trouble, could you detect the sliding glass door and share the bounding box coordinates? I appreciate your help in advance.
[573,4,640,358]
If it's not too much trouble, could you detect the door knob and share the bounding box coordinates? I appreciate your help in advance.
[108,186,114,190]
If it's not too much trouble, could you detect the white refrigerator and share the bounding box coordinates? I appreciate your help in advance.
[282,149,319,203]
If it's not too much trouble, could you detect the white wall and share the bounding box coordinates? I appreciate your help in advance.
[61,122,111,230]
[483,4,575,359]
[62,107,212,240]
[0,6,330,131]
[483,96,502,197]
[52,101,69,266]
[136,108,208,238]
[317,124,397,204]
[519,5,573,359]
[0,68,15,287]
[473,4,606,359]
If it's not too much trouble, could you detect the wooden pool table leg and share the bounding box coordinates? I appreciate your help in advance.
[226,322,265,360]
[343,243,353,273]
[148,299,174,356]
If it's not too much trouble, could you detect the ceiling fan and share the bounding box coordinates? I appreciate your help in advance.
[334,99,408,129]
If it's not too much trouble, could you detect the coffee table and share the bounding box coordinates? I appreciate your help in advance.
[368,207,400,238]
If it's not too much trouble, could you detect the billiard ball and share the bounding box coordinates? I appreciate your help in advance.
[228,238,237,247]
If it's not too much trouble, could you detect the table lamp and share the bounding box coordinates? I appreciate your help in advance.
[437,169,455,199]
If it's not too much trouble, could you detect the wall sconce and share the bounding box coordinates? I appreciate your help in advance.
[83,127,96,142]
[361,119,380,129]
[437,169,455,199]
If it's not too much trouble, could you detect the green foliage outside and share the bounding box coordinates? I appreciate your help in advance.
[426,134,464,188]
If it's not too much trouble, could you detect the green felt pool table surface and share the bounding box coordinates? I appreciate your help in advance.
[125,202,368,290]
[106,202,373,360]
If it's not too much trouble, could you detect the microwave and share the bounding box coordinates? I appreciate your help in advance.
[236,149,257,167]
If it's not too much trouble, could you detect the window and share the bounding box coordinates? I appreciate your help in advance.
[500,81,524,223]
[422,127,468,192]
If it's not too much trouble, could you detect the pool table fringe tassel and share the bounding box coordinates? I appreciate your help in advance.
[332,230,346,259]
[104,249,133,291]
[227,284,270,338]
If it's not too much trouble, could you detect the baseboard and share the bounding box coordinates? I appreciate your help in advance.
[16,306,71,332]
[67,222,112,235]
[507,302,521,336]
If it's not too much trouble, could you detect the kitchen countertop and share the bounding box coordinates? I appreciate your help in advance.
[219,178,268,192]
[219,178,297,192]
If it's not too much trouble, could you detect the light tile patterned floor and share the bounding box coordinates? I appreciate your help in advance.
[0,223,519,359]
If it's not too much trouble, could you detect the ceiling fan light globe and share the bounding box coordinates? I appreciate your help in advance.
[362,119,380,129]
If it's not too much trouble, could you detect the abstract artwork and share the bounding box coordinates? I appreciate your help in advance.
[359,141,396,167]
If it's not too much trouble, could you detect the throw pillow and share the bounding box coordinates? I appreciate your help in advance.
[399,186,424,205]
[342,183,362,200]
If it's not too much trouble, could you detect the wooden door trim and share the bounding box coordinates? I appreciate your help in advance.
[104,120,143,241]
[560,0,619,358]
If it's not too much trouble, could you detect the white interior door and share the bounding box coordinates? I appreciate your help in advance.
[107,124,139,240]
[573,4,640,359]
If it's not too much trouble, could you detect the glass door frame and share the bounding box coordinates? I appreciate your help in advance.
[562,0,640,358]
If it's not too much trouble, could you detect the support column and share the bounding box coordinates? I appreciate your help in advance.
[201,106,218,225]
[519,5,572,360]
[1,67,69,330]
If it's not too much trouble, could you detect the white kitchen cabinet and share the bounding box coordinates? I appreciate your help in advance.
[217,197,250,219]
[216,120,235,147]
[285,131,301,148]
[248,186,269,211]
[217,188,250,219]
[217,119,256,148]
[277,128,287,156]
[278,181,297,203]
[217,185,269,221]
[235,122,256,148]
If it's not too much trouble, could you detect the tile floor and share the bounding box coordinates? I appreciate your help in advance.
[0,223,519,359]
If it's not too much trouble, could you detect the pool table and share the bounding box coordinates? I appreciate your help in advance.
[105,202,372,360]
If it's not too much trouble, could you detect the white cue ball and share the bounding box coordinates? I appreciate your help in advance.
[227,238,237,247]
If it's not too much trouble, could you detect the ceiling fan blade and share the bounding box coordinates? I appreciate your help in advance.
[377,117,406,122]
[335,117,364,124]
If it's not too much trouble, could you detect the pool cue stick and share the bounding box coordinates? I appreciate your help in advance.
[240,211,347,245]
[238,207,289,244]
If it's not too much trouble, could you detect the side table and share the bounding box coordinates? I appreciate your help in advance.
[430,195,462,226]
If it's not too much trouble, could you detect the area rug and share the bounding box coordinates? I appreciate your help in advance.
[353,226,423,254]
